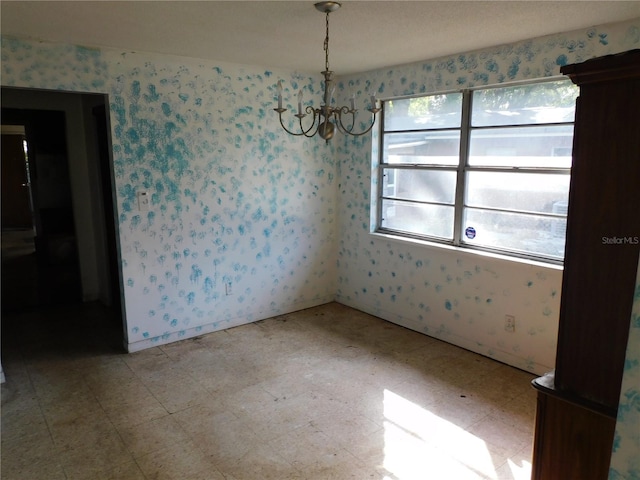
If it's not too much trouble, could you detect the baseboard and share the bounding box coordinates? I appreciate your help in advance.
[335,296,552,376]
[125,295,335,353]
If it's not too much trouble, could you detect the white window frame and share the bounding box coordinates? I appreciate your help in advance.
[374,79,577,265]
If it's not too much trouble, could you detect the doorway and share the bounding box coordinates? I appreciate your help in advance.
[2,109,82,310]
[1,87,124,351]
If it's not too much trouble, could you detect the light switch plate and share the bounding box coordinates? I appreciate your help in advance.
[137,191,150,211]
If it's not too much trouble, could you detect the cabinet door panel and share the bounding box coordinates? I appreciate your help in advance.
[531,393,616,480]
[555,54,640,408]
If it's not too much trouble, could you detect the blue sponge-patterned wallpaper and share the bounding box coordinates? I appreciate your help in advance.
[108,53,338,347]
[1,40,338,349]
[609,260,640,480]
[334,19,640,375]
[2,19,639,478]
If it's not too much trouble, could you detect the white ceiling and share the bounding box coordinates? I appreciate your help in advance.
[2,1,640,76]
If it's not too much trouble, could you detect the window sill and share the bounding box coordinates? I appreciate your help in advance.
[370,231,564,271]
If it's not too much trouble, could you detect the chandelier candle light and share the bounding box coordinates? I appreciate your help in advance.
[274,1,381,142]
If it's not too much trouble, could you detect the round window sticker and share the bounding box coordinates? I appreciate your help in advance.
[465,226,476,240]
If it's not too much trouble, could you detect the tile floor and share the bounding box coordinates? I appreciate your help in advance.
[1,302,536,480]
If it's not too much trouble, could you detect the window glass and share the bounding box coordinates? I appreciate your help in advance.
[462,208,567,259]
[465,171,570,214]
[385,94,463,131]
[381,200,454,240]
[468,125,574,168]
[384,131,460,166]
[471,81,578,127]
[383,168,457,204]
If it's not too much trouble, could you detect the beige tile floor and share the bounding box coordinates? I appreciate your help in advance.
[1,302,536,480]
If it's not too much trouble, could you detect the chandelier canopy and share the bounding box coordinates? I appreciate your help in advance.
[274,1,380,142]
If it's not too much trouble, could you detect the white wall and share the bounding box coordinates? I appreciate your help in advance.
[332,18,640,375]
[2,19,639,367]
[1,41,338,351]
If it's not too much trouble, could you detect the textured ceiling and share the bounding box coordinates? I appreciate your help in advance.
[2,1,640,75]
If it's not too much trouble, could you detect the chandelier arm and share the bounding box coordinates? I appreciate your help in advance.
[302,124,322,138]
[300,108,322,137]
[274,107,319,137]
[299,107,321,137]
[276,111,307,137]
[335,109,379,137]
[274,2,379,142]
[334,106,357,134]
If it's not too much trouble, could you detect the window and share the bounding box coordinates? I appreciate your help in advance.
[376,80,579,263]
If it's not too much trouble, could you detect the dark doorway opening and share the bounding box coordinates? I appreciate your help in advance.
[1,88,124,357]
[2,109,82,310]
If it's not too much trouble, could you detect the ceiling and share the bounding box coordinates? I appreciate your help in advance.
[2,1,639,76]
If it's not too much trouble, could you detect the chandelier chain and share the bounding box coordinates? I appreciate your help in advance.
[324,11,330,72]
[273,2,380,142]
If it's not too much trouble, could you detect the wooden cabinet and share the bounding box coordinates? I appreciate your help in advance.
[531,50,640,480]
[532,374,617,480]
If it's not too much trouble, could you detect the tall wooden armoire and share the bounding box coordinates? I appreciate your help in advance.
[531,50,640,480]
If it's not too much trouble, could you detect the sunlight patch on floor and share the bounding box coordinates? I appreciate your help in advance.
[382,389,531,480]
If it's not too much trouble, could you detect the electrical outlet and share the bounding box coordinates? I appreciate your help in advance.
[225,282,232,296]
[505,315,516,333]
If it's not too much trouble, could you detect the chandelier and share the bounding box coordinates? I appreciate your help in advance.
[274,1,380,142]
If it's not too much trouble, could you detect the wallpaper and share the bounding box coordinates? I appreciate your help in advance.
[108,53,339,349]
[334,19,640,374]
[609,259,640,480]
[1,39,338,350]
